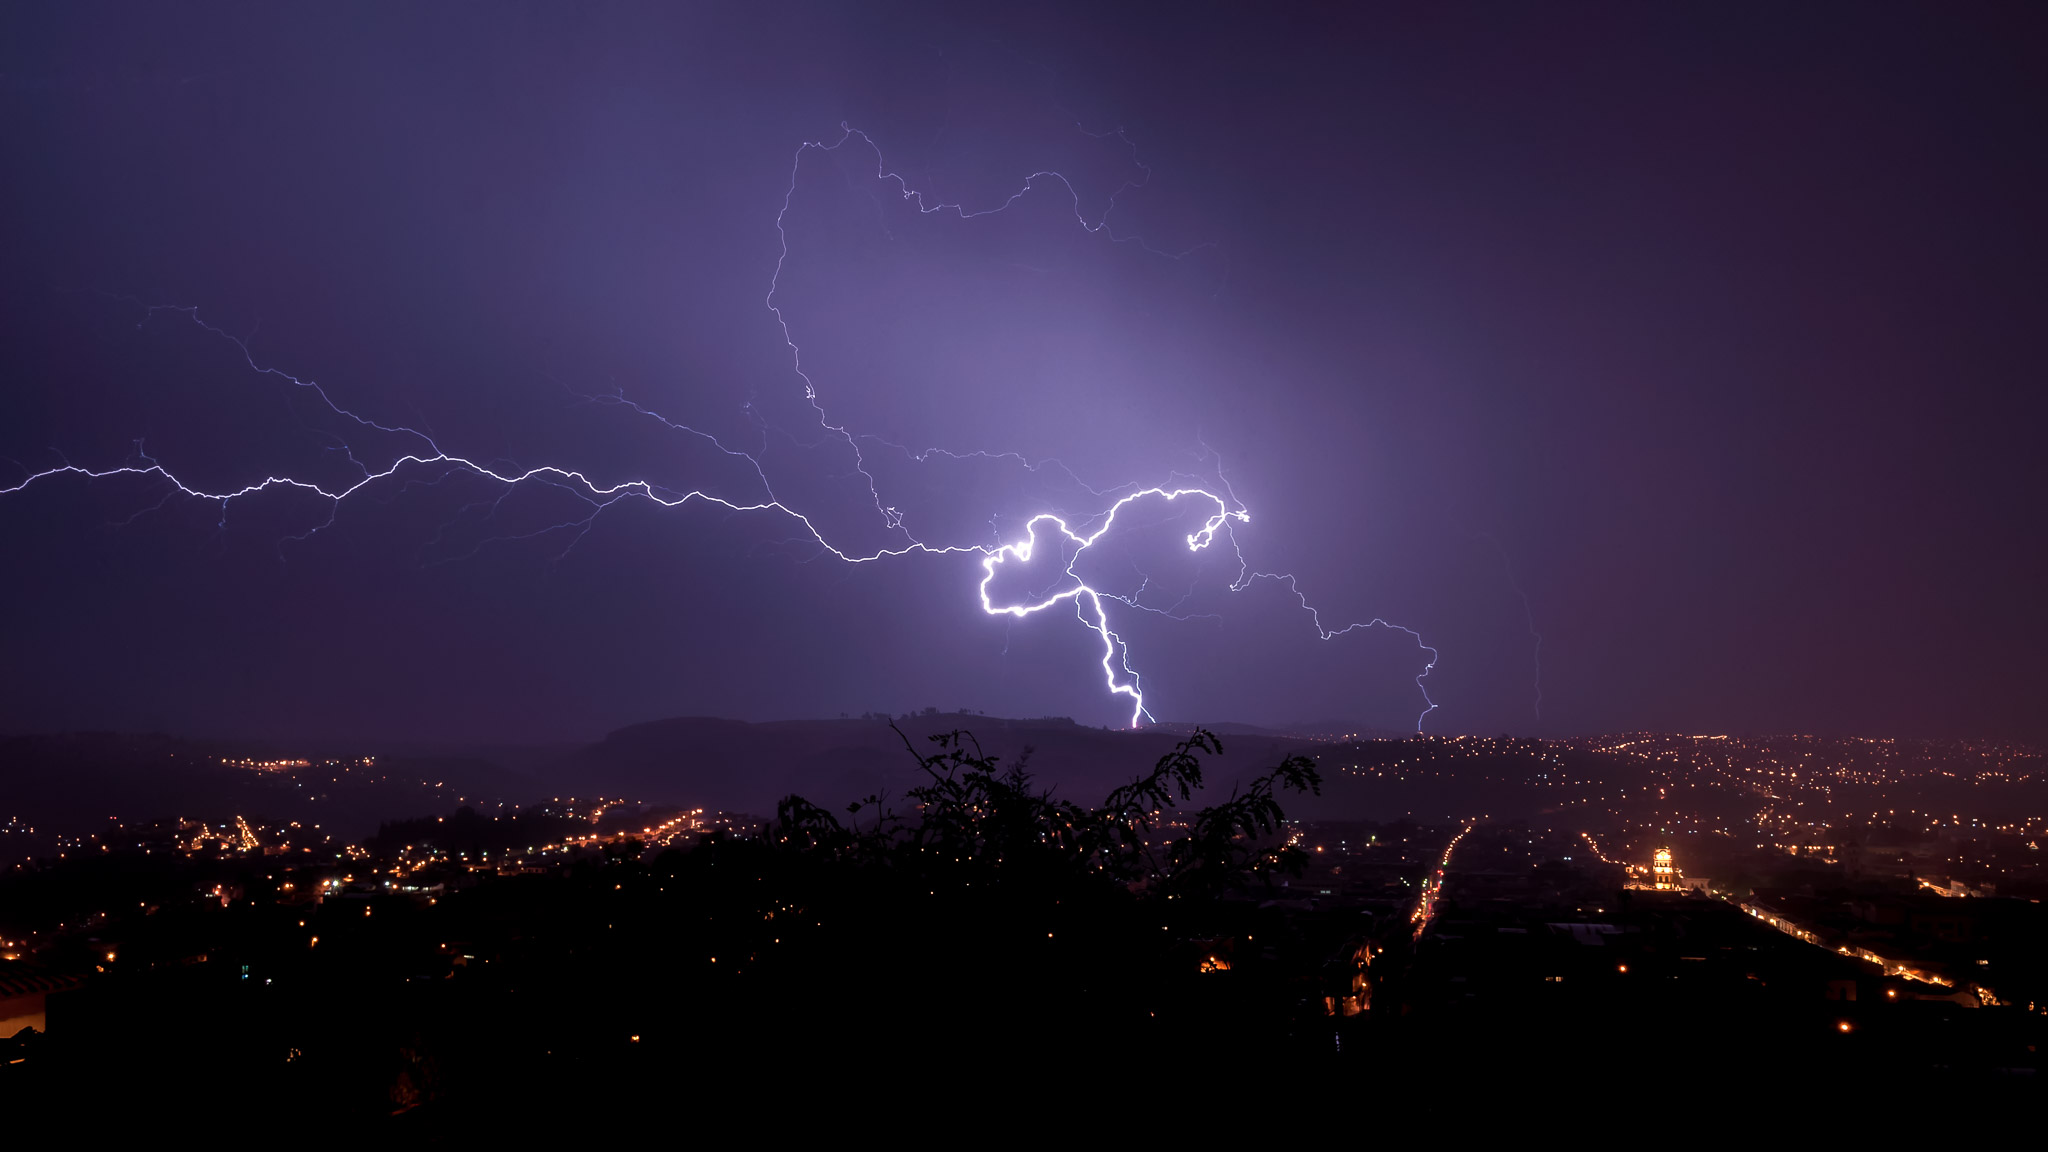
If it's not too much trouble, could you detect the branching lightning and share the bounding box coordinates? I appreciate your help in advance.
[2,123,1439,730]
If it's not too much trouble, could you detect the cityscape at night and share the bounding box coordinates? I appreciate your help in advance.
[5,719,2043,1106]
[3,2,2044,1116]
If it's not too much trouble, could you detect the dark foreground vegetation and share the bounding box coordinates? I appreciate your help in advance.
[9,727,2045,1119]
[7,730,1362,1115]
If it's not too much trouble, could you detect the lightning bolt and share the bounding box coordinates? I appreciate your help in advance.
[2,123,1439,731]
[977,486,1246,727]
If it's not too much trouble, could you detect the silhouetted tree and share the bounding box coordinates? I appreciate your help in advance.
[772,725,1321,899]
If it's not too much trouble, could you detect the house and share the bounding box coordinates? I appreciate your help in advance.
[0,967,86,1038]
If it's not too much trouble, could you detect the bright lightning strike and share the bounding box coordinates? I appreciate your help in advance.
[1,123,1438,731]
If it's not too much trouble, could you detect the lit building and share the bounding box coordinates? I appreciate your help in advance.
[1652,847,1678,890]
[0,968,84,1039]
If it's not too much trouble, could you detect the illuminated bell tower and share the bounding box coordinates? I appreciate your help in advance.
[1652,847,1677,890]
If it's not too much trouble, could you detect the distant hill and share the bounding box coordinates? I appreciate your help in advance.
[543,713,1338,818]
[539,713,1587,824]
[19,717,1847,847]
[0,732,537,843]
[1151,719,1414,742]
[10,722,2041,863]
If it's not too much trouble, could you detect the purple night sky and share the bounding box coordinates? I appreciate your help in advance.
[1,4,2042,743]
